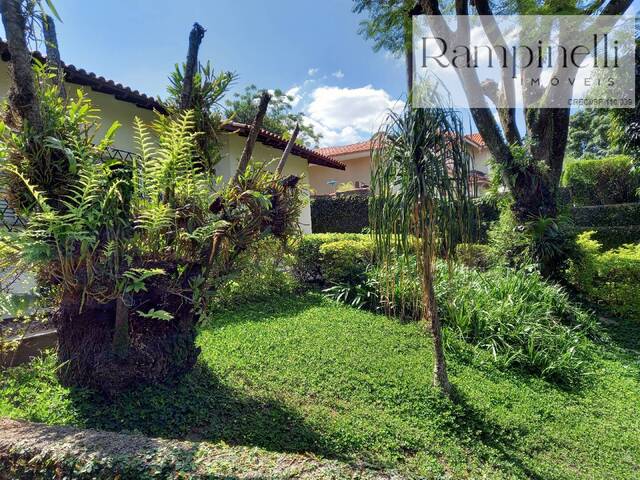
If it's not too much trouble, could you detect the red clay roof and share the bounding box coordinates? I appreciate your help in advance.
[316,139,375,157]
[464,133,486,148]
[0,38,166,113]
[222,122,345,170]
[316,133,486,159]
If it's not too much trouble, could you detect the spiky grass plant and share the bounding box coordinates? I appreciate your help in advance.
[370,100,474,396]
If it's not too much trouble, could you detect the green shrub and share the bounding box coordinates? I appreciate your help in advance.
[310,195,369,233]
[363,260,598,385]
[293,233,372,284]
[211,238,299,309]
[437,265,598,386]
[562,156,640,205]
[569,231,640,318]
[576,226,640,251]
[455,243,492,270]
[319,238,373,284]
[572,203,640,227]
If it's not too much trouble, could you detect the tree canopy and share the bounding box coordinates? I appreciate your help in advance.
[225,85,321,147]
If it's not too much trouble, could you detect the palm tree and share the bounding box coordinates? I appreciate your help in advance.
[370,99,473,396]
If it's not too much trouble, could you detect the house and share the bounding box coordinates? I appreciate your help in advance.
[309,133,491,197]
[0,40,345,234]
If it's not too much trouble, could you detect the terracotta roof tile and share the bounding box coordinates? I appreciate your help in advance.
[316,139,376,157]
[0,38,166,113]
[464,133,486,147]
[222,122,345,171]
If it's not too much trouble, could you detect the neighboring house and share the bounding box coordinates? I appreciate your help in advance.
[0,40,345,234]
[309,133,491,197]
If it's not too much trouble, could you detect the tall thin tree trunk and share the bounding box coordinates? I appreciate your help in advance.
[0,0,43,131]
[233,91,271,183]
[112,296,129,358]
[276,123,300,176]
[404,40,413,98]
[422,236,451,396]
[42,14,65,99]
[179,22,206,110]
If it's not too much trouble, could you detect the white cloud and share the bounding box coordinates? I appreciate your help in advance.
[308,67,319,76]
[285,86,303,107]
[332,70,345,79]
[305,85,403,147]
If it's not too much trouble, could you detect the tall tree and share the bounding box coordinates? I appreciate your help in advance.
[413,0,633,275]
[371,101,473,396]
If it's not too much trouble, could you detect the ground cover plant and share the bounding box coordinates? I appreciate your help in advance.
[1,293,638,479]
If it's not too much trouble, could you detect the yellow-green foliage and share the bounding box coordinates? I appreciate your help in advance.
[562,156,639,205]
[319,238,374,284]
[569,231,640,318]
[293,233,372,284]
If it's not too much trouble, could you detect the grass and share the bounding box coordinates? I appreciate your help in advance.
[1,293,639,479]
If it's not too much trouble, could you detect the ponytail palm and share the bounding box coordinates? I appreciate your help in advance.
[370,102,473,396]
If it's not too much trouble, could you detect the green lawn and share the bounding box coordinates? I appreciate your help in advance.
[1,294,639,479]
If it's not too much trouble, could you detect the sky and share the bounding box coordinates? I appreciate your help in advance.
[38,0,408,147]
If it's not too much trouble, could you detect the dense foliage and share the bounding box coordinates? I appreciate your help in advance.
[310,194,370,233]
[0,65,302,392]
[569,231,640,319]
[562,155,639,205]
[292,233,373,285]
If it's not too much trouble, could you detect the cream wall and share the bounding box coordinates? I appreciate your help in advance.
[310,142,493,197]
[219,134,313,233]
[0,62,315,232]
[0,63,156,153]
[309,152,371,196]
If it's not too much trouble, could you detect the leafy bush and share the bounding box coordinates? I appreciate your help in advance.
[562,155,639,205]
[342,259,597,385]
[572,203,640,227]
[455,243,492,270]
[293,233,372,284]
[487,207,577,277]
[318,238,373,284]
[437,264,598,386]
[210,238,299,309]
[568,231,640,318]
[310,195,369,233]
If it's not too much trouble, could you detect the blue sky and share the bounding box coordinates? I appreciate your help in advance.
[44,0,408,147]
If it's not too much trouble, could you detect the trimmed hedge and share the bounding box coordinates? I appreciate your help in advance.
[0,419,390,480]
[311,195,369,233]
[570,203,640,249]
[577,226,640,251]
[293,233,373,285]
[562,155,639,205]
[572,203,640,227]
[569,231,640,318]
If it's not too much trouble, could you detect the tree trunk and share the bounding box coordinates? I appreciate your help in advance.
[0,0,43,131]
[55,278,200,395]
[422,241,451,396]
[275,123,300,176]
[179,22,206,111]
[233,91,271,183]
[42,14,66,99]
[111,296,129,358]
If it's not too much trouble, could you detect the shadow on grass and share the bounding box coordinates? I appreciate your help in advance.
[435,387,546,480]
[68,360,339,460]
[201,292,326,331]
